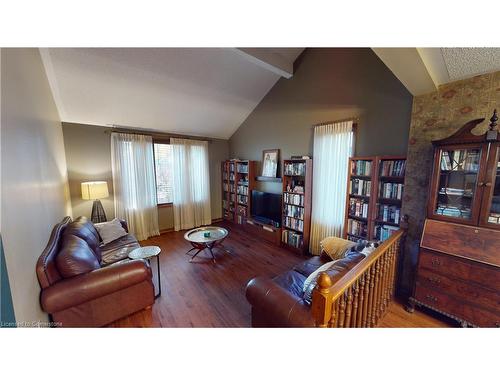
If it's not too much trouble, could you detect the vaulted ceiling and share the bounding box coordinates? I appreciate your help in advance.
[41,48,304,139]
[372,48,500,95]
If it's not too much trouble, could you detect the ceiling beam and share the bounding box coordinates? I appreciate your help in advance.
[372,48,438,96]
[234,48,294,79]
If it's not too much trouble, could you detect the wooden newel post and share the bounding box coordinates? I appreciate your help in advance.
[312,272,333,327]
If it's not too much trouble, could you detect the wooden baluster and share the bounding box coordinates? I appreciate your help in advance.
[381,250,390,316]
[352,280,360,328]
[358,273,366,327]
[334,298,341,327]
[345,287,353,327]
[389,243,397,298]
[312,272,333,327]
[329,299,338,327]
[338,293,346,328]
[367,264,376,327]
[372,258,381,326]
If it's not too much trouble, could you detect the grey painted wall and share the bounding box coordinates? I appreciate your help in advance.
[1,48,72,324]
[229,48,413,193]
[62,122,229,229]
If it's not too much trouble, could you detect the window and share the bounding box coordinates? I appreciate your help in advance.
[154,143,174,204]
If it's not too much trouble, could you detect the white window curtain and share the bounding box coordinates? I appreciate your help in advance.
[309,120,354,254]
[170,138,211,231]
[111,132,159,241]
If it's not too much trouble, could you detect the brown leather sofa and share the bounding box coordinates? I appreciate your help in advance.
[36,216,155,327]
[246,243,370,327]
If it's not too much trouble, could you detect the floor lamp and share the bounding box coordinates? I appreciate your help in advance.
[81,181,109,223]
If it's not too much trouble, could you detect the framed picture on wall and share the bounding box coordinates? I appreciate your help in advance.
[261,149,279,177]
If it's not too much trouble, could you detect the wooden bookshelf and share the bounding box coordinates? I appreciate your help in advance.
[373,156,406,241]
[344,157,377,241]
[343,156,406,241]
[281,159,313,255]
[222,160,256,224]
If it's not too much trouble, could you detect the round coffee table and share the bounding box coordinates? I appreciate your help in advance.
[128,246,161,298]
[184,226,229,263]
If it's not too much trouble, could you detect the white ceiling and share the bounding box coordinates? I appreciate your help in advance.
[41,48,304,139]
[372,47,500,95]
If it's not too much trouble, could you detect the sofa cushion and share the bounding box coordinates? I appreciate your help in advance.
[94,218,128,245]
[100,234,140,266]
[302,251,366,305]
[64,216,102,262]
[320,236,356,261]
[272,270,307,299]
[56,234,100,278]
[293,256,329,277]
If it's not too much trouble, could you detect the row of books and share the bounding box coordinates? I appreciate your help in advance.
[380,182,403,200]
[285,181,304,194]
[282,230,303,248]
[440,150,480,172]
[237,205,247,216]
[228,163,235,172]
[283,192,304,206]
[374,225,399,241]
[223,201,235,211]
[352,160,372,176]
[348,198,369,218]
[236,163,248,173]
[487,213,500,224]
[223,172,235,181]
[436,206,471,218]
[378,204,401,224]
[224,184,235,193]
[347,219,368,238]
[237,195,248,205]
[284,204,304,220]
[380,160,406,177]
[350,179,371,196]
[237,185,248,195]
[283,216,304,232]
[284,162,306,176]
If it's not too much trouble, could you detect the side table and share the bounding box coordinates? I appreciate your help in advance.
[128,246,162,299]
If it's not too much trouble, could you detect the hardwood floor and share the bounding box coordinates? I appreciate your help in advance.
[110,222,452,328]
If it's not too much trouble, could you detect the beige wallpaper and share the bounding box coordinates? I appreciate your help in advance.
[400,71,500,295]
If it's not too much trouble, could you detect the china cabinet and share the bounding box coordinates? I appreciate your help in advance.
[409,111,500,327]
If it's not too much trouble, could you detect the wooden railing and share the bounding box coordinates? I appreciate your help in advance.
[311,221,407,328]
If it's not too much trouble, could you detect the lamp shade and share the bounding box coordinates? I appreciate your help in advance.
[81,181,109,200]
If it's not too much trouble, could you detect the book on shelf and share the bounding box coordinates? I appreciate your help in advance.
[380,182,403,200]
[284,204,304,220]
[237,195,248,205]
[237,185,248,195]
[352,160,372,176]
[283,216,304,232]
[349,197,369,218]
[236,163,249,173]
[283,192,304,206]
[380,160,406,177]
[282,229,303,248]
[378,204,400,224]
[374,224,399,241]
[284,161,306,176]
[350,179,371,196]
[441,150,480,172]
[347,218,368,238]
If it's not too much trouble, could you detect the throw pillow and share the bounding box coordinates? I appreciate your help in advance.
[320,236,356,261]
[94,218,128,245]
[302,259,339,294]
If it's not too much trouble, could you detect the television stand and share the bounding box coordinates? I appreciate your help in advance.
[245,218,281,246]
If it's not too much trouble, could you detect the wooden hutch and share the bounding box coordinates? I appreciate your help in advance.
[408,111,500,327]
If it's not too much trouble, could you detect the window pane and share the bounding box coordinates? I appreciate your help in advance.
[154,143,173,204]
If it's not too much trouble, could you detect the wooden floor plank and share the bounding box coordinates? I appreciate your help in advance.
[109,222,452,328]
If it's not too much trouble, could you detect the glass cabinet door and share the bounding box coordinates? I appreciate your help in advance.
[482,145,500,227]
[433,147,482,221]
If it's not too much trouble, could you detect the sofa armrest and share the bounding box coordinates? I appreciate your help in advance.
[119,219,129,233]
[246,277,315,327]
[41,259,151,313]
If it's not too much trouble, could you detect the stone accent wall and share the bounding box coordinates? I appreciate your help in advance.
[400,71,500,295]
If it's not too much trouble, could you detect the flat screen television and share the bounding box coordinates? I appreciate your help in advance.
[251,190,281,226]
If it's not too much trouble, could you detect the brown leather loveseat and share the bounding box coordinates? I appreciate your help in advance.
[246,242,371,327]
[36,216,155,327]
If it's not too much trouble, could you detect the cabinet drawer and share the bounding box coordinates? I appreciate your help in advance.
[419,249,500,290]
[421,219,500,266]
[415,284,500,327]
[416,267,500,313]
